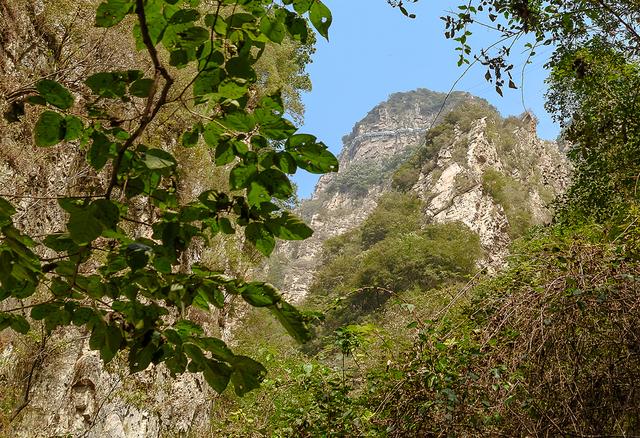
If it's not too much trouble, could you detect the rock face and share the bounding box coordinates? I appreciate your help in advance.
[278,91,569,302]
[0,2,216,436]
[414,114,569,267]
[277,89,471,301]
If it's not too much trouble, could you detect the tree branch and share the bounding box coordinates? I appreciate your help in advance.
[105,0,174,199]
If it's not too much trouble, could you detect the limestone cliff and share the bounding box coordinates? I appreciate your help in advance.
[278,92,569,302]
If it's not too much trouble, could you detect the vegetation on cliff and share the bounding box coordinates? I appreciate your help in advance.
[1,0,640,436]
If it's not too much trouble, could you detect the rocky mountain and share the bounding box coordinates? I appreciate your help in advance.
[277,90,570,302]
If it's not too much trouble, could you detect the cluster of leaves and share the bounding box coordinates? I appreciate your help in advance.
[548,40,640,223]
[481,168,534,237]
[440,0,640,95]
[0,0,339,395]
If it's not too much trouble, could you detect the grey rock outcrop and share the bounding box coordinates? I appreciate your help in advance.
[277,92,569,302]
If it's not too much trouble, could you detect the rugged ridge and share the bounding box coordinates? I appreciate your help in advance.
[277,91,569,302]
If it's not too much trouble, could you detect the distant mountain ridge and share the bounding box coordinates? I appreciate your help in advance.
[274,88,569,302]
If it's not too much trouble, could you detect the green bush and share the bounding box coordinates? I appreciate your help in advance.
[482,168,534,237]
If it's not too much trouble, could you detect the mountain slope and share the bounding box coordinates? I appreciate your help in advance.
[276,90,569,301]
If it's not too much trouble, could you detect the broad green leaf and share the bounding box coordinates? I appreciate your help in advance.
[202,358,232,393]
[265,211,313,240]
[229,164,257,189]
[143,0,167,44]
[102,324,123,363]
[91,199,120,230]
[259,15,285,43]
[175,319,204,338]
[309,0,332,40]
[9,315,30,334]
[231,355,267,396]
[271,301,312,343]
[292,142,339,174]
[192,337,234,362]
[203,122,225,147]
[95,0,134,27]
[193,68,223,97]
[36,80,74,110]
[129,78,155,98]
[215,141,235,166]
[63,116,84,141]
[85,72,130,98]
[274,152,297,174]
[169,9,200,24]
[128,341,156,372]
[43,233,77,252]
[88,132,116,171]
[293,0,313,14]
[0,197,16,219]
[245,223,275,256]
[68,209,102,244]
[247,181,270,206]
[125,242,151,271]
[34,111,65,147]
[182,126,201,147]
[257,169,293,199]
[143,148,177,170]
[241,282,280,307]
[220,112,255,132]
[217,81,247,100]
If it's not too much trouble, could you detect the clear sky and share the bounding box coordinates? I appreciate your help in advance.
[292,0,558,199]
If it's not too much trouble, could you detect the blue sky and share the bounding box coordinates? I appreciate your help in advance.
[292,0,558,198]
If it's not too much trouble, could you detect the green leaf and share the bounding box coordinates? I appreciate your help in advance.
[293,0,313,14]
[241,282,280,307]
[36,80,74,110]
[257,169,293,200]
[309,0,332,40]
[215,141,235,166]
[175,320,204,338]
[182,126,201,147]
[203,122,225,147]
[95,0,134,27]
[271,301,311,343]
[85,72,130,98]
[0,197,16,219]
[126,242,151,271]
[202,358,232,393]
[193,68,223,97]
[88,132,116,171]
[102,324,123,363]
[265,211,313,240]
[169,9,200,24]
[245,223,275,256]
[231,355,267,396]
[34,111,65,147]
[259,16,285,43]
[247,181,270,206]
[192,337,234,362]
[143,148,177,170]
[274,152,297,174]
[220,112,255,133]
[229,164,257,190]
[292,142,338,174]
[63,116,84,141]
[68,209,102,244]
[129,78,155,97]
[9,315,30,334]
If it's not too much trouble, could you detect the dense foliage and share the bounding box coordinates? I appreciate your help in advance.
[0,0,338,396]
[206,1,640,436]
